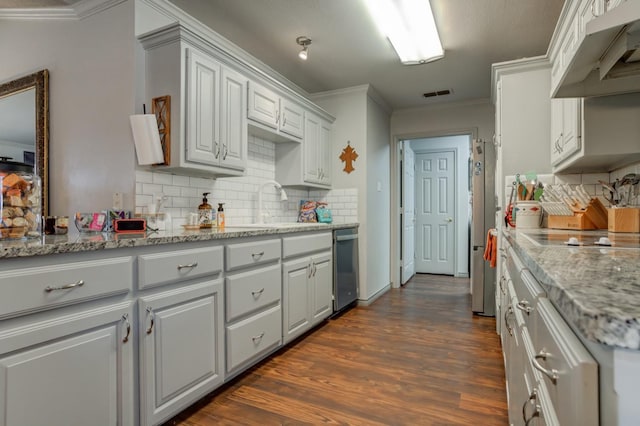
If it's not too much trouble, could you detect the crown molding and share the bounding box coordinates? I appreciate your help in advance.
[0,0,125,20]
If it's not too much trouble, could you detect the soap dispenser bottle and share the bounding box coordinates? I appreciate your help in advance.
[216,203,225,230]
[198,192,213,229]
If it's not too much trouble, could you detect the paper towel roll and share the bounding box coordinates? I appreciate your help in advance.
[129,114,164,165]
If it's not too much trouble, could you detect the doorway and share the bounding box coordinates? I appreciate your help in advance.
[398,134,471,285]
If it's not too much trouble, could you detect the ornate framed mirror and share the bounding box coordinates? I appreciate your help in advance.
[0,69,49,216]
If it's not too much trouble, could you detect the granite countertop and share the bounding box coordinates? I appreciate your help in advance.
[0,222,358,259]
[504,228,640,350]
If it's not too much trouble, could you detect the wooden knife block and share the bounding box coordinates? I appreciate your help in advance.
[547,198,608,230]
[608,207,640,233]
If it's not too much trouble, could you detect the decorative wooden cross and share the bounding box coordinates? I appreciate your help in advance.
[339,141,358,174]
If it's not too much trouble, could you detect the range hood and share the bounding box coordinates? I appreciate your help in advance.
[554,1,640,98]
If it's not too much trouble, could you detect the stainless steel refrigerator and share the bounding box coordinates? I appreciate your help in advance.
[470,139,496,316]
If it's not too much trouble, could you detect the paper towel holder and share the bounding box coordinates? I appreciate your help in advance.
[129,99,169,166]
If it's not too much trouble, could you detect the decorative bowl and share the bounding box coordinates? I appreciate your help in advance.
[74,212,107,233]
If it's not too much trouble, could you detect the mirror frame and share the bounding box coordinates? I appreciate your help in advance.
[0,69,49,216]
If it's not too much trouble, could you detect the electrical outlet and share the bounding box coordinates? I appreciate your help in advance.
[112,192,123,210]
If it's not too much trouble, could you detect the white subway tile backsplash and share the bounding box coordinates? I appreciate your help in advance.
[135,136,358,226]
[581,173,609,184]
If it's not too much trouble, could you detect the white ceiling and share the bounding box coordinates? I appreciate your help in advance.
[0,0,564,110]
[168,0,565,110]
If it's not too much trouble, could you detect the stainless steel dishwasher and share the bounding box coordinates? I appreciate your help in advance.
[333,227,359,313]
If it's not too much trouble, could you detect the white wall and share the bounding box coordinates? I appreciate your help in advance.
[0,1,137,216]
[410,135,470,277]
[365,93,391,301]
[312,85,392,302]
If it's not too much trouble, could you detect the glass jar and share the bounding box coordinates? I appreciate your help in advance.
[0,157,42,240]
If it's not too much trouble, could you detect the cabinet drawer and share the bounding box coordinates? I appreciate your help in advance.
[0,256,133,319]
[534,298,598,426]
[225,264,281,322]
[226,305,281,373]
[225,238,281,271]
[138,246,223,290]
[282,232,332,258]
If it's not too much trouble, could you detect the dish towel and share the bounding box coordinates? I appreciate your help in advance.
[483,229,497,268]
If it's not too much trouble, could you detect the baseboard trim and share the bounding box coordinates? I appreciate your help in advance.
[357,283,391,306]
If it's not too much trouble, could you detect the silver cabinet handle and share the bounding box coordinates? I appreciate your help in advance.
[504,306,514,336]
[177,262,198,270]
[146,307,155,335]
[214,141,220,159]
[251,288,265,297]
[275,110,280,124]
[251,332,265,343]
[223,143,228,160]
[533,350,559,383]
[516,299,533,314]
[522,389,540,425]
[122,314,131,343]
[45,279,84,292]
[282,114,287,126]
[251,251,265,260]
[312,262,317,277]
[308,262,313,278]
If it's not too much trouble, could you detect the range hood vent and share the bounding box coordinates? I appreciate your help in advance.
[554,1,640,98]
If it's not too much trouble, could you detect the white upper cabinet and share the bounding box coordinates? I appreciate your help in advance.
[140,24,247,177]
[276,111,333,189]
[550,98,581,166]
[248,81,304,142]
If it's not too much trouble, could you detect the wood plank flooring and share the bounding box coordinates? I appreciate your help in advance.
[167,274,508,425]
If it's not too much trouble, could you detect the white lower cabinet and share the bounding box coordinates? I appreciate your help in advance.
[224,238,282,377]
[0,301,135,426]
[138,280,224,426]
[282,235,332,345]
[501,235,598,426]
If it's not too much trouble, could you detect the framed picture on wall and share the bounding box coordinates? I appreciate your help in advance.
[24,151,34,166]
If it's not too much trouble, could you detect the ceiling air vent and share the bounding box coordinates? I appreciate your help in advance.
[423,89,452,98]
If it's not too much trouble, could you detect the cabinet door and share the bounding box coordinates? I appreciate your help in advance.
[0,302,134,426]
[220,67,247,171]
[560,98,581,158]
[139,280,224,426]
[311,251,333,325]
[279,98,304,139]
[247,82,278,129]
[319,119,332,186]
[303,113,320,183]
[550,99,564,165]
[282,257,311,344]
[186,48,221,166]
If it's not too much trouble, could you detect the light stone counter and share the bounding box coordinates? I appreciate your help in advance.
[504,228,640,350]
[0,223,358,260]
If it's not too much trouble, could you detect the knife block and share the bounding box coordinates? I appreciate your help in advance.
[608,207,640,233]
[547,198,608,230]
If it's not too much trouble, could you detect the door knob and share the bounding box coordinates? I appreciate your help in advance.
[445,217,453,223]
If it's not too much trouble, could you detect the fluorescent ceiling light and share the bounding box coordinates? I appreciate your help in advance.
[363,0,444,65]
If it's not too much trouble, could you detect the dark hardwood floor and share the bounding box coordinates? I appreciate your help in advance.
[168,274,508,425]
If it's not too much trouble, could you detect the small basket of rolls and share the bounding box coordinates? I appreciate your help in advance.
[1,158,41,240]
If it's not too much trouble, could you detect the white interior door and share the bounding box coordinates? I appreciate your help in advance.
[401,142,415,284]
[416,151,455,275]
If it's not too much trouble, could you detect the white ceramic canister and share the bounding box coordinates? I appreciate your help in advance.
[514,201,542,229]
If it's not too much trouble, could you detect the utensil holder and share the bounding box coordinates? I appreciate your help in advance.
[546,198,608,230]
[608,207,640,233]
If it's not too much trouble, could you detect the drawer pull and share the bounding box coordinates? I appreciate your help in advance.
[146,307,155,334]
[122,314,131,343]
[251,332,265,343]
[522,389,540,425]
[44,279,84,292]
[177,262,198,270]
[504,306,514,336]
[533,350,559,383]
[251,251,265,260]
[251,288,265,297]
[516,300,533,314]
[308,262,313,278]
